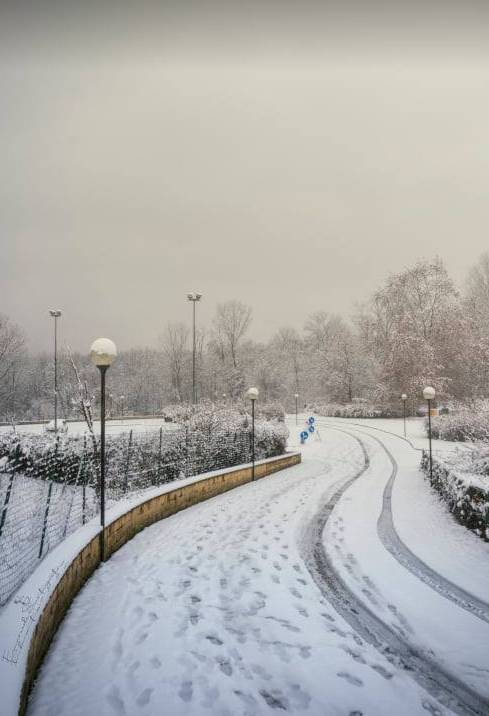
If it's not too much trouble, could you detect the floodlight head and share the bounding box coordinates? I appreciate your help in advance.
[246,387,259,401]
[401,393,407,401]
[187,292,203,302]
[90,338,117,367]
[49,309,62,318]
[423,386,436,400]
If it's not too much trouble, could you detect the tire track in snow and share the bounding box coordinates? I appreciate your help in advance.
[326,421,489,626]
[301,426,489,716]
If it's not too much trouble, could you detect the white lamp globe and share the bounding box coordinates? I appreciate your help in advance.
[294,393,299,399]
[423,386,436,400]
[246,387,259,401]
[401,393,407,401]
[90,338,118,367]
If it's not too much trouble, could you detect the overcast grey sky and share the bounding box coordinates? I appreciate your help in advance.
[2,2,489,351]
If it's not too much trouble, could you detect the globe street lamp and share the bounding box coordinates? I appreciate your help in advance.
[246,387,259,481]
[48,310,62,431]
[423,386,436,481]
[90,338,117,561]
[401,393,408,438]
[294,393,299,425]
[187,292,203,405]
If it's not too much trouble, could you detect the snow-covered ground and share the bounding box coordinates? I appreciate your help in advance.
[25,417,489,716]
[0,417,180,438]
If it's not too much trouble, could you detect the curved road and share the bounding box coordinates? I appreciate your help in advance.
[301,425,489,716]
[27,421,489,716]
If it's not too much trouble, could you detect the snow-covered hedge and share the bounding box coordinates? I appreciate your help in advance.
[160,401,285,424]
[0,406,288,494]
[428,402,489,442]
[314,403,403,419]
[421,449,489,539]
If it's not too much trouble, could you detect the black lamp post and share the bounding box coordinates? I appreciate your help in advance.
[423,386,436,481]
[246,387,259,481]
[49,310,62,431]
[294,393,299,425]
[90,338,117,561]
[187,292,203,404]
[401,393,407,438]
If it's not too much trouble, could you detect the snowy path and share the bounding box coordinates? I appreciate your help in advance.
[27,420,489,716]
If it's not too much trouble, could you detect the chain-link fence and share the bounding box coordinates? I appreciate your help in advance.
[0,423,283,606]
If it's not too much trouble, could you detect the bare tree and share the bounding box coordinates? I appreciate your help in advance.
[213,300,252,369]
[0,314,25,415]
[466,252,489,335]
[65,346,97,450]
[160,322,189,402]
[357,258,461,399]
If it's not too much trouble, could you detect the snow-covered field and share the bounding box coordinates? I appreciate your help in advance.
[0,417,180,438]
[24,417,489,715]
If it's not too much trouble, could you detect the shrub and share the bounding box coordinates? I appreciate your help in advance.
[428,402,489,442]
[421,449,489,539]
[0,405,289,496]
[314,403,403,419]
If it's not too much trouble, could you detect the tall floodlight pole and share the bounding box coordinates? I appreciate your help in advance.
[294,393,299,425]
[187,292,203,404]
[423,386,436,481]
[49,310,62,431]
[246,387,259,481]
[401,393,407,438]
[90,338,117,561]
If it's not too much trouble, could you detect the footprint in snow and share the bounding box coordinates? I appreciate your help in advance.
[341,646,366,664]
[260,689,289,710]
[106,685,126,714]
[136,688,153,707]
[206,634,224,645]
[178,681,193,703]
[337,671,363,687]
[321,612,335,622]
[216,656,233,676]
[234,690,259,710]
[371,664,393,679]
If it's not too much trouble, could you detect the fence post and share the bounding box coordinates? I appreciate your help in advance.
[185,424,190,477]
[63,441,86,537]
[0,443,20,539]
[0,472,15,539]
[124,429,133,493]
[157,426,163,482]
[39,481,54,559]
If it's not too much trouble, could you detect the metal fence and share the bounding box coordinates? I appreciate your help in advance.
[0,425,257,606]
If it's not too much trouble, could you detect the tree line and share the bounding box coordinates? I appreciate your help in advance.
[2,253,489,422]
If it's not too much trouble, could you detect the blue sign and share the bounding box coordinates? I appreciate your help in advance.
[308,425,315,433]
[308,416,315,425]
[300,431,309,441]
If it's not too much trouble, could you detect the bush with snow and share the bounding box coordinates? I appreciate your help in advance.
[421,448,489,539]
[314,402,403,419]
[0,406,289,605]
[428,402,489,442]
[0,405,288,494]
